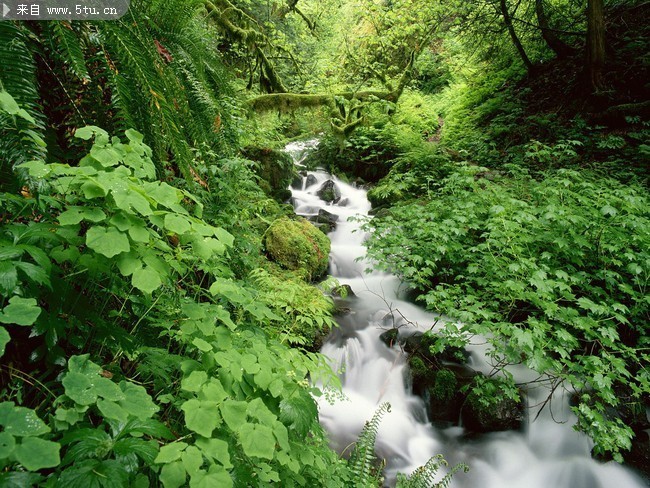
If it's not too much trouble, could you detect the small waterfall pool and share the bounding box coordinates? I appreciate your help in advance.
[285,140,646,488]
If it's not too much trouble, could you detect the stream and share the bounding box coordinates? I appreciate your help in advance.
[285,140,646,488]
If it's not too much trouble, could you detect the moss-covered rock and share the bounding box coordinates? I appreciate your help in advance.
[264,216,330,280]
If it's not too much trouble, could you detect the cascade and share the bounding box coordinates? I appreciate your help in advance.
[285,140,645,488]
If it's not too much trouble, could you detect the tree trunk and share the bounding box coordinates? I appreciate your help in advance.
[535,0,576,58]
[585,0,605,91]
[500,0,533,70]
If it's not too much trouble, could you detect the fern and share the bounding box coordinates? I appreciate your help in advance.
[396,454,469,488]
[50,22,89,81]
[349,402,391,487]
[0,23,46,189]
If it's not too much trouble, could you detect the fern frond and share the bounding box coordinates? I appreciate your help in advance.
[396,454,469,488]
[0,22,45,189]
[349,402,391,487]
[50,21,89,81]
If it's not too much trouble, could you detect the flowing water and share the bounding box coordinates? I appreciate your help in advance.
[285,140,646,488]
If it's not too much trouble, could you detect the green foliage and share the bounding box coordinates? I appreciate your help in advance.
[365,165,649,459]
[251,267,337,346]
[396,454,469,488]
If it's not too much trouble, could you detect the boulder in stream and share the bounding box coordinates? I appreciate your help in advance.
[317,179,341,203]
[461,378,525,433]
[264,216,330,280]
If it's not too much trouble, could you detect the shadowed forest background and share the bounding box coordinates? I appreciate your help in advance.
[0,0,648,485]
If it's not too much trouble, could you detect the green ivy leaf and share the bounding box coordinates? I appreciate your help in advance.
[118,382,158,419]
[220,401,247,431]
[181,400,220,438]
[155,442,188,464]
[0,431,16,458]
[86,226,130,258]
[97,399,128,422]
[238,423,275,460]
[14,437,60,471]
[164,214,191,235]
[62,372,97,405]
[0,297,41,326]
[181,371,208,392]
[181,445,203,474]
[132,266,162,294]
[189,465,232,488]
[0,403,50,437]
[160,461,186,488]
[58,207,107,226]
[195,437,231,468]
[191,338,212,352]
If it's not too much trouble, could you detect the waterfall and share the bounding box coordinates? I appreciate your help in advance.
[285,140,645,488]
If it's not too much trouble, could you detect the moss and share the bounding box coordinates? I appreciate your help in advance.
[264,216,330,280]
[431,369,457,402]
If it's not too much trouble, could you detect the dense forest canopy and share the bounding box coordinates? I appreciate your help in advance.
[0,0,648,485]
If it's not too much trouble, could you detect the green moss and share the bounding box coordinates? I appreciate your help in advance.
[264,216,330,280]
[431,369,457,402]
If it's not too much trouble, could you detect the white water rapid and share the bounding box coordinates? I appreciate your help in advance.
[285,140,646,488]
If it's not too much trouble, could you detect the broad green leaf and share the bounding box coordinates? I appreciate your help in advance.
[16,160,50,178]
[97,399,128,422]
[220,401,247,431]
[68,354,102,376]
[164,214,191,235]
[195,437,231,468]
[0,297,41,326]
[74,126,108,140]
[14,437,60,471]
[160,461,186,488]
[94,377,124,401]
[181,400,220,438]
[181,371,207,392]
[58,207,107,226]
[192,338,212,352]
[128,225,150,243]
[62,372,97,405]
[0,432,16,458]
[117,253,141,277]
[86,226,130,258]
[155,442,188,464]
[201,380,228,403]
[238,423,275,460]
[118,382,158,419]
[189,465,232,488]
[132,266,162,294]
[181,445,203,474]
[214,228,234,247]
[80,180,108,199]
[0,327,9,358]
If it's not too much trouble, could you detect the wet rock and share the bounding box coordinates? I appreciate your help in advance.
[379,328,399,347]
[317,179,341,203]
[425,368,468,425]
[316,208,339,225]
[291,174,303,189]
[305,174,318,188]
[403,332,470,365]
[337,197,349,207]
[624,430,650,480]
[461,381,525,433]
